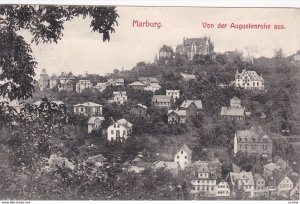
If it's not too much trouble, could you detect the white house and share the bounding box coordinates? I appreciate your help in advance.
[93,82,107,92]
[166,90,180,99]
[74,102,102,116]
[107,118,132,142]
[216,180,231,198]
[109,91,128,105]
[277,175,294,196]
[174,144,192,170]
[76,80,93,93]
[144,83,161,92]
[229,171,255,198]
[235,69,265,90]
[87,116,105,133]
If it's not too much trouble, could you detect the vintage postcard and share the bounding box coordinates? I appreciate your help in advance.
[0,3,299,202]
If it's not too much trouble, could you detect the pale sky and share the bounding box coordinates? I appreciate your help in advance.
[20,7,300,77]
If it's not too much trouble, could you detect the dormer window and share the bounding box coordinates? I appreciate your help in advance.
[181,151,183,154]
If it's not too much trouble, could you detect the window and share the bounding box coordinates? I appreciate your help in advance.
[253,82,255,86]
[117,124,120,128]
[111,130,114,134]
[240,138,242,142]
[177,156,179,159]
[181,151,183,154]
[114,124,116,128]
[257,82,259,86]
[185,156,187,159]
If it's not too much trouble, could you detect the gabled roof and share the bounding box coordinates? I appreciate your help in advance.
[147,83,161,89]
[180,100,202,110]
[175,144,192,156]
[152,95,172,102]
[236,69,264,81]
[229,171,254,186]
[88,116,105,124]
[264,163,277,171]
[74,102,102,107]
[129,81,146,86]
[221,107,245,116]
[168,109,186,116]
[116,118,132,128]
[138,77,159,83]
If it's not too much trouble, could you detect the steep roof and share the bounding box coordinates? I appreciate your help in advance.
[229,171,254,186]
[167,109,186,116]
[264,163,277,171]
[175,144,192,156]
[183,37,208,46]
[236,126,272,143]
[116,118,132,128]
[152,95,172,103]
[221,107,245,116]
[74,102,102,107]
[236,69,264,81]
[180,100,202,110]
[88,116,105,124]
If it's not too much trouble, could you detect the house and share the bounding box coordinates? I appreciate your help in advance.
[176,37,214,60]
[107,78,124,87]
[216,180,231,198]
[174,145,192,170]
[152,95,173,108]
[221,96,245,121]
[181,73,196,81]
[144,83,161,92]
[93,82,107,92]
[130,104,147,115]
[39,69,50,91]
[277,175,294,197]
[128,81,147,90]
[188,162,218,198]
[138,77,159,85]
[167,109,187,124]
[128,156,153,173]
[107,118,132,142]
[229,171,255,198]
[56,72,76,92]
[180,100,202,116]
[235,69,265,90]
[73,102,103,116]
[0,96,23,113]
[49,74,58,89]
[85,154,106,167]
[166,90,180,99]
[234,126,273,160]
[263,163,278,175]
[253,173,268,198]
[262,174,277,197]
[109,91,127,105]
[76,79,93,93]
[159,45,173,59]
[87,116,105,133]
[153,161,180,176]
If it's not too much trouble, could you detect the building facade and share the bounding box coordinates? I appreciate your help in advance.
[235,69,265,90]
[221,96,245,121]
[152,95,173,108]
[174,145,192,170]
[76,80,93,93]
[87,116,105,133]
[107,118,132,142]
[130,104,147,115]
[176,37,214,60]
[234,126,273,160]
[74,102,103,116]
[166,90,180,99]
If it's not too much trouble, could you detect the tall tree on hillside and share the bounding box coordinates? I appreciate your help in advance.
[0,5,119,100]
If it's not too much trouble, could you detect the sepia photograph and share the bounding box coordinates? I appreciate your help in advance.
[0,2,299,201]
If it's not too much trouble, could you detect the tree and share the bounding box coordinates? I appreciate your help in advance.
[0,5,118,100]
